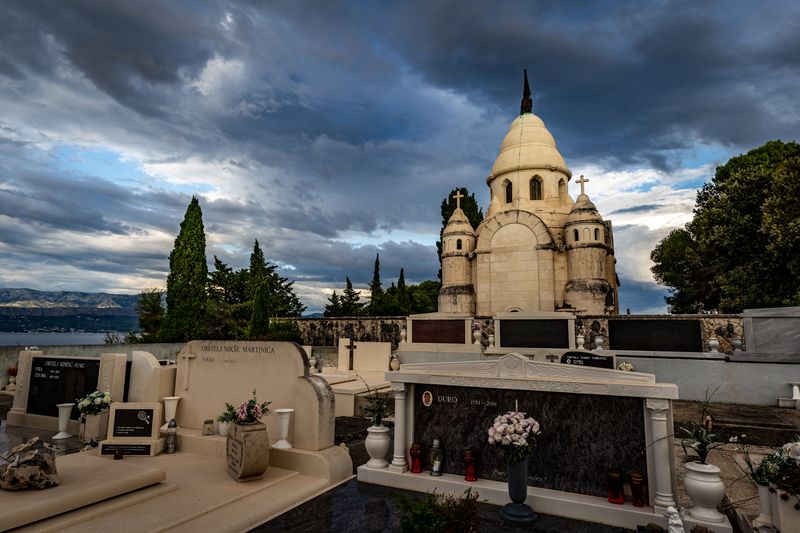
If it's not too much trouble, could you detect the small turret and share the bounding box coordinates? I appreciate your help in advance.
[439,191,476,314]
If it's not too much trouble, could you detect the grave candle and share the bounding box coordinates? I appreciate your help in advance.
[409,444,423,474]
[463,449,477,482]
[515,399,518,411]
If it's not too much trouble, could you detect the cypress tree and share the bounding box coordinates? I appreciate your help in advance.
[161,196,208,342]
[367,254,384,315]
[248,281,271,340]
[396,268,409,315]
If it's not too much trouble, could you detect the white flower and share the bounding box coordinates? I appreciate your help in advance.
[103,396,110,403]
[783,442,800,460]
[94,397,102,405]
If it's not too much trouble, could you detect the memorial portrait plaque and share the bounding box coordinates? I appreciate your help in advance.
[413,385,647,497]
[411,320,465,344]
[560,351,614,369]
[100,443,152,456]
[499,319,569,348]
[27,357,101,419]
[112,407,155,438]
[609,319,702,352]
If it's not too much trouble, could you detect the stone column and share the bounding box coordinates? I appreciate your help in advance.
[389,382,408,472]
[646,398,676,509]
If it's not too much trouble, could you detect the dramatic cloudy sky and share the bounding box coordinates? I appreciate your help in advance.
[1,1,799,313]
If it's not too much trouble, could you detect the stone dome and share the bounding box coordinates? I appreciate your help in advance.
[443,208,475,236]
[566,193,603,224]
[488,113,572,183]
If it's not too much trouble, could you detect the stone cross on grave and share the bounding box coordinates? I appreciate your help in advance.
[346,339,357,371]
[452,190,464,210]
[178,350,197,390]
[546,353,559,363]
[577,174,590,195]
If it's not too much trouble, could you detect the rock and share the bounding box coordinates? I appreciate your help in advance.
[0,437,60,490]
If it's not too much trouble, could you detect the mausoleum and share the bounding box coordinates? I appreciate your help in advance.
[439,71,619,315]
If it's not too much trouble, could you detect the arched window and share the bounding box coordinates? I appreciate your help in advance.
[594,228,600,241]
[530,176,542,200]
[505,181,513,203]
[573,229,579,242]
[558,179,566,202]
[456,239,463,250]
[583,228,591,241]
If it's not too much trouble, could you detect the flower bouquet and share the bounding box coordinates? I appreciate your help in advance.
[75,390,111,415]
[617,361,634,372]
[487,411,541,464]
[233,389,271,424]
[768,438,800,496]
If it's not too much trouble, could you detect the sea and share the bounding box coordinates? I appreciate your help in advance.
[0,332,109,347]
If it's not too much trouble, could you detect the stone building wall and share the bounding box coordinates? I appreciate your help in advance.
[291,317,406,348]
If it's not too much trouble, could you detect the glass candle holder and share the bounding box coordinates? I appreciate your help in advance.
[463,449,477,482]
[607,469,624,504]
[409,443,423,474]
[429,438,442,476]
[628,471,646,507]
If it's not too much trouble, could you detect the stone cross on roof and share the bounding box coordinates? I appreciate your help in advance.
[452,190,464,210]
[577,175,590,195]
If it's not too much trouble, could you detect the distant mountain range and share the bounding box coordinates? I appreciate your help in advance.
[0,288,140,332]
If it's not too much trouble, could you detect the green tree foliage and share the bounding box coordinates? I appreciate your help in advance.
[161,197,208,342]
[437,187,483,279]
[367,254,385,315]
[246,239,306,318]
[247,281,271,340]
[136,288,165,342]
[324,291,343,317]
[651,141,800,312]
[407,280,441,313]
[341,277,364,316]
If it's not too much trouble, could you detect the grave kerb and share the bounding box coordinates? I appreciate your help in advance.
[356,353,703,531]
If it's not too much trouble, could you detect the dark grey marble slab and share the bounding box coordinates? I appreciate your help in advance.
[413,386,647,498]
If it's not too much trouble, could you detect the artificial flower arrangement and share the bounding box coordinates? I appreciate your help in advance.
[679,388,726,464]
[487,411,541,464]
[471,320,482,331]
[762,437,800,497]
[75,390,112,415]
[231,389,271,424]
[733,434,781,487]
[218,403,236,424]
[7,365,17,377]
[617,361,634,372]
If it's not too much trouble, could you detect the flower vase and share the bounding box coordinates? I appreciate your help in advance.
[500,457,536,524]
[84,411,109,443]
[272,408,294,449]
[473,330,482,345]
[53,403,73,439]
[771,486,800,533]
[752,484,773,530]
[227,421,269,482]
[161,396,181,432]
[683,461,725,523]
[365,425,390,468]
[218,420,231,437]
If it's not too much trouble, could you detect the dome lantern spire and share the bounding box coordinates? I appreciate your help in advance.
[520,68,532,115]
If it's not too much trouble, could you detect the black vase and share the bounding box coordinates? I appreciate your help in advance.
[500,456,536,524]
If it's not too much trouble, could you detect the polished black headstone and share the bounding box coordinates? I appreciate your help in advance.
[112,408,155,437]
[499,319,569,348]
[411,320,465,344]
[27,357,101,419]
[609,319,701,351]
[413,385,647,497]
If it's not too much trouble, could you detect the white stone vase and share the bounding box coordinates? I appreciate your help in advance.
[272,408,294,449]
[576,335,585,350]
[365,425,390,468]
[218,420,231,437]
[400,328,407,344]
[308,354,318,374]
[53,403,73,439]
[473,331,482,345]
[770,486,800,533]
[684,461,725,523]
[707,336,720,353]
[161,396,181,432]
[488,334,495,348]
[752,483,774,530]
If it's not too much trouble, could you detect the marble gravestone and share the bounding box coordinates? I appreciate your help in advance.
[99,401,164,456]
[336,339,392,373]
[406,313,472,344]
[492,312,576,352]
[174,341,334,451]
[608,319,701,352]
[7,351,127,432]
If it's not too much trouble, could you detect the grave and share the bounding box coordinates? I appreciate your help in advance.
[7,350,127,432]
[743,306,800,354]
[487,312,576,356]
[396,312,483,364]
[358,353,731,532]
[127,350,176,404]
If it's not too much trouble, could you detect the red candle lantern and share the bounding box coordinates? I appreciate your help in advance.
[409,443,423,473]
[628,471,646,507]
[606,470,624,504]
[463,449,478,482]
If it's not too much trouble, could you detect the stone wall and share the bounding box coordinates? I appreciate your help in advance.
[292,317,406,348]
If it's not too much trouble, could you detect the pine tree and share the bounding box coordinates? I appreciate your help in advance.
[367,254,384,315]
[437,187,483,279]
[324,291,343,317]
[135,288,164,342]
[248,281,271,340]
[161,197,208,342]
[340,277,364,316]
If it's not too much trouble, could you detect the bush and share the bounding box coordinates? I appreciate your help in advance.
[397,489,481,533]
[266,319,302,343]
